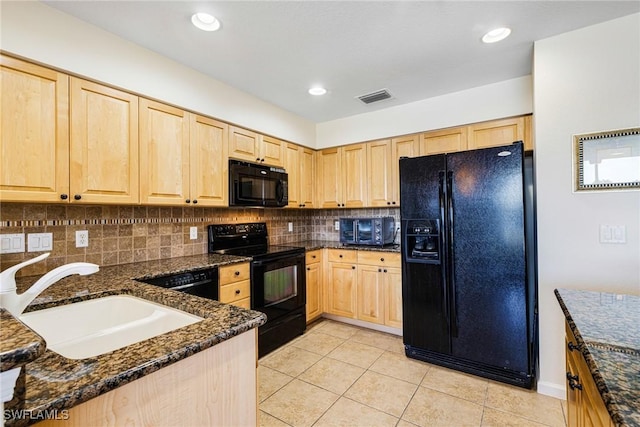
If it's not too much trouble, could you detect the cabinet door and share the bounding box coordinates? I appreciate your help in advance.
[317,147,343,208]
[342,143,367,208]
[384,266,403,328]
[229,126,260,162]
[420,126,467,155]
[190,114,228,206]
[467,117,524,150]
[70,78,139,204]
[391,134,419,205]
[0,55,69,202]
[357,265,384,324]
[306,261,322,323]
[283,143,301,208]
[565,338,582,427]
[299,147,315,208]
[261,135,284,167]
[367,139,393,207]
[326,262,357,318]
[139,99,190,205]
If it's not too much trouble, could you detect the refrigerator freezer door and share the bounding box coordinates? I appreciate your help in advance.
[446,143,529,373]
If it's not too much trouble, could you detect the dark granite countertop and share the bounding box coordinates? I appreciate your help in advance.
[295,239,401,253]
[1,311,45,373]
[555,288,639,427]
[3,254,265,427]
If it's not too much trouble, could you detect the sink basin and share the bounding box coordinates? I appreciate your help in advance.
[19,295,203,359]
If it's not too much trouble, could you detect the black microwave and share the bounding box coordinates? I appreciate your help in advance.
[229,160,288,207]
[339,217,396,246]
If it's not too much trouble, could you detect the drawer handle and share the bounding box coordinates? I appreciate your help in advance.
[378,268,382,272]
[567,342,581,352]
[383,269,387,273]
[234,271,240,276]
[312,255,316,259]
[566,372,579,382]
[380,257,385,262]
[235,289,241,295]
[307,267,310,271]
[352,266,356,269]
[339,254,343,258]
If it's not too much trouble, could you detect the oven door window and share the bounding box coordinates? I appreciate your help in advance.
[264,264,298,307]
[238,175,264,202]
[357,220,373,242]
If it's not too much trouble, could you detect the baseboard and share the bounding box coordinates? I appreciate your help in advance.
[536,381,566,400]
[321,314,402,336]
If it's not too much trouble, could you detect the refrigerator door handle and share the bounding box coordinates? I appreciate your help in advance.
[447,170,459,337]
[438,171,450,327]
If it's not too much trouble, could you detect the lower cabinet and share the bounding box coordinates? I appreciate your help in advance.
[325,249,358,318]
[219,262,251,309]
[305,250,323,323]
[565,321,613,427]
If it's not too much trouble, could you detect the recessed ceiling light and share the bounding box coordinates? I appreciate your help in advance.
[308,87,327,96]
[482,27,511,43]
[191,12,220,32]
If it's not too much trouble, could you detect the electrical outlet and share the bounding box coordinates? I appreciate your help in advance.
[28,233,53,252]
[190,227,198,240]
[288,222,293,232]
[76,230,89,248]
[334,220,340,231]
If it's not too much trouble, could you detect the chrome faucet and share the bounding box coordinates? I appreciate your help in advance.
[0,253,99,317]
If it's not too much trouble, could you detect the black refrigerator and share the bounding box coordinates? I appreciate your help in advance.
[399,141,537,388]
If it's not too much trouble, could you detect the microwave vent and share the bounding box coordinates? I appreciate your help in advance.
[357,89,392,105]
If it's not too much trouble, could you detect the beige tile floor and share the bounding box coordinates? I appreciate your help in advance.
[259,319,567,427]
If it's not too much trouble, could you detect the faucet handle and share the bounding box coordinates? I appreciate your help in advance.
[0,253,50,294]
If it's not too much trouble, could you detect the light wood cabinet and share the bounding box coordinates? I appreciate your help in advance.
[0,55,69,202]
[357,251,402,328]
[189,114,228,206]
[325,249,358,318]
[229,126,284,167]
[69,77,139,204]
[390,135,420,205]
[420,126,467,155]
[305,250,323,323]
[283,143,315,208]
[467,116,525,150]
[367,139,393,207]
[565,322,613,427]
[139,99,190,205]
[317,144,367,208]
[219,262,251,309]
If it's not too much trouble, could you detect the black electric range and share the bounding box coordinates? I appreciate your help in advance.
[208,222,306,357]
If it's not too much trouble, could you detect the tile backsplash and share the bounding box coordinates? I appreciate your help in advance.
[0,203,399,276]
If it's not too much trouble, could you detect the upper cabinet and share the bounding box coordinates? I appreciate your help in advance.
[317,144,367,208]
[139,99,190,205]
[283,143,315,208]
[467,116,525,150]
[229,126,284,167]
[367,139,393,207]
[0,55,70,202]
[70,77,139,204]
[189,114,229,207]
[420,126,467,155]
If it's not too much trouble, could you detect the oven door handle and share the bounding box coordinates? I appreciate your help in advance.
[252,253,305,266]
[168,279,213,291]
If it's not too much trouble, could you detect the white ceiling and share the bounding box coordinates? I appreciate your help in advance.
[43,1,639,123]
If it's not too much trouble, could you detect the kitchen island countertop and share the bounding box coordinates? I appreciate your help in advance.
[295,239,401,253]
[555,288,639,426]
[3,253,265,427]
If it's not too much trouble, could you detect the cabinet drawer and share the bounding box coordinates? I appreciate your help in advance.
[306,250,322,264]
[220,280,251,303]
[230,297,251,310]
[219,263,250,284]
[328,249,357,263]
[357,251,401,267]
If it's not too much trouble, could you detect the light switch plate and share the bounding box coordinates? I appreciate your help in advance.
[334,220,340,231]
[190,227,198,240]
[288,222,293,232]
[0,233,25,254]
[599,224,626,244]
[28,233,53,252]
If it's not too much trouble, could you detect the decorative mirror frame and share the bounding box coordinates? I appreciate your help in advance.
[574,127,640,192]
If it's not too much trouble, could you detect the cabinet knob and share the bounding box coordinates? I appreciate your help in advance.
[307,267,310,271]
[60,194,68,200]
[192,199,198,204]
[74,194,82,200]
[392,201,396,205]
[566,372,579,382]
[387,202,391,205]
[261,158,265,162]
[383,269,387,273]
[302,204,306,207]
[185,199,191,204]
[256,157,261,162]
[352,266,356,269]
[235,289,241,295]
[339,254,343,258]
[380,257,385,262]
[567,342,581,352]
[378,268,382,272]
[312,255,316,259]
[342,204,345,207]
[234,271,240,276]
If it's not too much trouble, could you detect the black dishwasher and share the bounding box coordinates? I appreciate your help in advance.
[136,268,219,301]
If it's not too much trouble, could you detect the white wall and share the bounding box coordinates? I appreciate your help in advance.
[0,1,316,147]
[533,13,640,398]
[316,76,532,148]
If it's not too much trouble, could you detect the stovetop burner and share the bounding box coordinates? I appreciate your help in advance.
[207,222,304,259]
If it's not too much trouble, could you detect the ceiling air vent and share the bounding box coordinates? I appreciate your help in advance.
[357,89,392,105]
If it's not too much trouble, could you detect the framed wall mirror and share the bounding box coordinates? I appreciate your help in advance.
[574,127,640,192]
